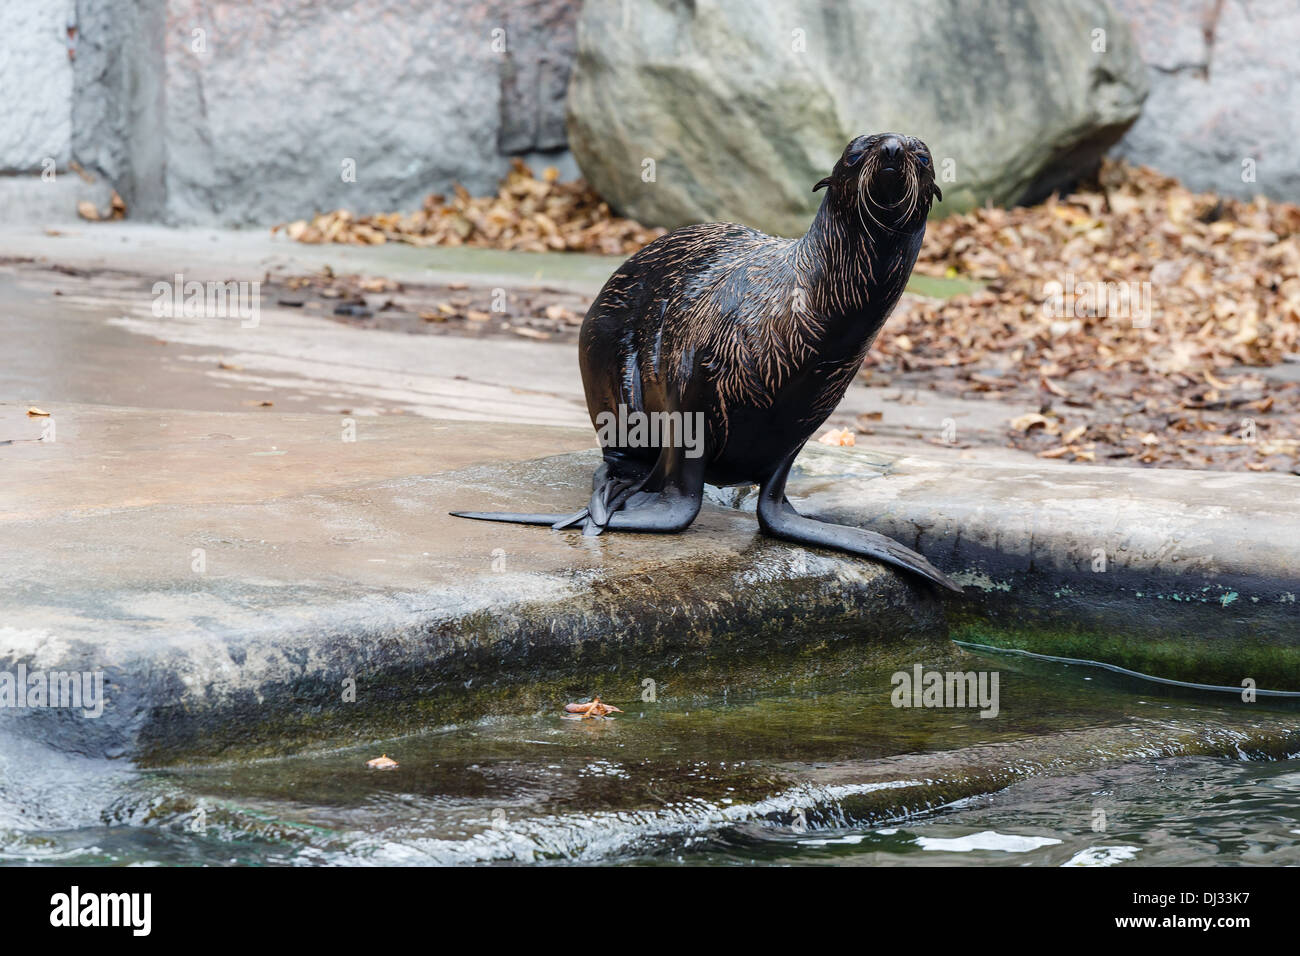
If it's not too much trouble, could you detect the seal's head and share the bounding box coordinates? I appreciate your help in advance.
[814,133,942,230]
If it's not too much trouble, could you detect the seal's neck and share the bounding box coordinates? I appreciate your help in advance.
[798,194,924,320]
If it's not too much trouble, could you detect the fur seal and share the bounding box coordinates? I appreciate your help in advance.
[454,133,959,591]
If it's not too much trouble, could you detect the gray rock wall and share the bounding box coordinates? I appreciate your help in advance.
[0,0,121,219]
[0,0,76,171]
[1,0,578,226]
[1110,0,1300,203]
[4,0,1297,226]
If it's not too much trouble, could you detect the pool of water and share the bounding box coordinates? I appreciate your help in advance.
[664,757,1300,866]
[2,642,1298,866]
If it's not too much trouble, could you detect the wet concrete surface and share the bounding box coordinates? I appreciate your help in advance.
[0,403,944,763]
[2,223,622,294]
[0,252,1042,462]
[0,263,588,425]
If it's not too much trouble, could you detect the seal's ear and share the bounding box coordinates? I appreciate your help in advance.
[932,183,943,202]
[813,177,832,192]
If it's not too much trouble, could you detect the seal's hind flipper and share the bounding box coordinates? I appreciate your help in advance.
[755,449,962,593]
[759,507,962,593]
[450,473,647,535]
[450,511,575,526]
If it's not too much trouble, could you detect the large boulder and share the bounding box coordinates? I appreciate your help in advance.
[567,0,1148,235]
[1111,0,1300,204]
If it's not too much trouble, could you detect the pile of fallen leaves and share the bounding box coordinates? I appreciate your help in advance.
[873,160,1300,472]
[275,160,665,255]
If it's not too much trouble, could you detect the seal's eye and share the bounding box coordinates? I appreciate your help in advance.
[916,154,930,166]
[846,148,866,166]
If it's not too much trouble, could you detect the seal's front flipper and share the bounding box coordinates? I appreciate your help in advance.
[755,450,962,593]
[589,444,706,534]
[452,443,703,537]
[595,489,702,533]
[579,472,648,535]
[450,511,574,526]
[560,443,704,536]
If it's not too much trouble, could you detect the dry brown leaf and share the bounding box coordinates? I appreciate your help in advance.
[1040,376,1070,398]
[1010,413,1050,432]
[817,427,856,447]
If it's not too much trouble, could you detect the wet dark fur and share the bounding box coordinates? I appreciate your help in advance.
[581,133,940,487]
[454,134,958,591]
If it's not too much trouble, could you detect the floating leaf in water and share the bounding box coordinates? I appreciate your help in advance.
[563,696,623,720]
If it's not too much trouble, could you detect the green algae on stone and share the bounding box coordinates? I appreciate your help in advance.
[949,617,1300,693]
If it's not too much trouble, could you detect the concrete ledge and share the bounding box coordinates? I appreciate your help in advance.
[3,402,1297,764]
[782,446,1300,687]
[0,403,941,764]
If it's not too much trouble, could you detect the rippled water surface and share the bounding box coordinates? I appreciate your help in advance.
[665,757,1300,866]
[2,643,1298,866]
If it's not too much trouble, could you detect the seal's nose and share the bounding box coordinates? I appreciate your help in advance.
[880,138,903,163]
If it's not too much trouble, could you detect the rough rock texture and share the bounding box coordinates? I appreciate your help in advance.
[1112,0,1300,203]
[0,0,75,171]
[69,0,168,219]
[2,0,580,226]
[498,0,577,154]
[567,0,1148,234]
[0,0,129,221]
[153,0,579,226]
[10,0,1298,224]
